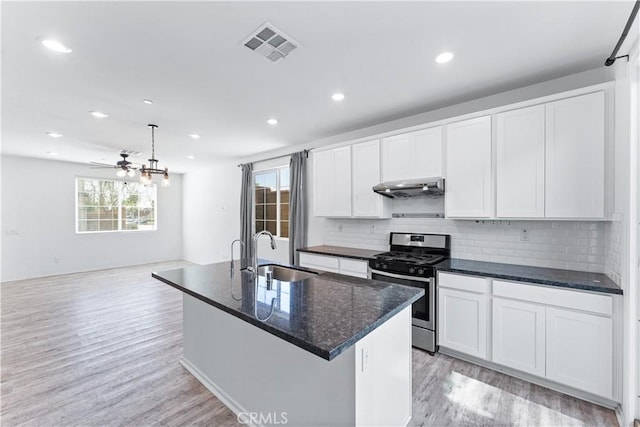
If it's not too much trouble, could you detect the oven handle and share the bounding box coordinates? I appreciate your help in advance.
[368,268,431,282]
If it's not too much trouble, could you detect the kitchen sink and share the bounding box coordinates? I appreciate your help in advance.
[257,264,318,282]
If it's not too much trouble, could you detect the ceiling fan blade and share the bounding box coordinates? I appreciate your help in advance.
[90,161,116,167]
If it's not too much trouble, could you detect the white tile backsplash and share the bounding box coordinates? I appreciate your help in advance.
[603,212,623,285]
[323,218,605,273]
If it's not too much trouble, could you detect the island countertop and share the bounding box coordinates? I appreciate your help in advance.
[152,261,423,361]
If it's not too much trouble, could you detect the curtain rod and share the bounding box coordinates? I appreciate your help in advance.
[237,149,309,167]
[605,0,639,66]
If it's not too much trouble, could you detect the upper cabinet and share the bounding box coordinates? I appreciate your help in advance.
[313,146,352,217]
[496,91,606,219]
[381,127,443,182]
[545,92,605,219]
[496,105,546,218]
[352,140,391,218]
[445,116,492,218]
[314,141,391,218]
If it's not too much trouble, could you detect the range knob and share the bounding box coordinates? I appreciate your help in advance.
[408,267,416,274]
[374,262,381,269]
[417,269,425,275]
[382,264,388,270]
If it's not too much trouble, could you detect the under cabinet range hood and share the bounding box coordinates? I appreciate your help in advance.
[373,178,445,199]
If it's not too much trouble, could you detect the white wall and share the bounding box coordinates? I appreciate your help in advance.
[0,155,183,282]
[182,162,241,264]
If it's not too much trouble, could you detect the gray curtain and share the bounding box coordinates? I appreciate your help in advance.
[289,151,308,265]
[240,163,253,269]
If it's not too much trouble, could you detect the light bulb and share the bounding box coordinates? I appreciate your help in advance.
[161,170,170,187]
[116,169,127,177]
[127,169,136,178]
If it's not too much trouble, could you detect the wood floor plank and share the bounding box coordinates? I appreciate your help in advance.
[1,261,619,426]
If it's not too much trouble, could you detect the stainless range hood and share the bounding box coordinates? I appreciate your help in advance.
[372,178,445,199]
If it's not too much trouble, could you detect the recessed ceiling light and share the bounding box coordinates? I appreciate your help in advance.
[47,132,63,138]
[41,39,72,53]
[189,133,201,139]
[435,52,454,64]
[47,151,58,156]
[332,93,345,101]
[143,99,153,105]
[187,155,195,160]
[90,111,108,118]
[267,118,278,125]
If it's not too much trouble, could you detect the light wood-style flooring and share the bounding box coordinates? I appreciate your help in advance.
[1,262,618,427]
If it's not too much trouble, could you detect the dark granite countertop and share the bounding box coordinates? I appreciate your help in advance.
[152,261,423,361]
[436,259,622,295]
[297,245,382,261]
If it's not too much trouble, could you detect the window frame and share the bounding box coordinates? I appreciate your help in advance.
[75,176,158,234]
[252,165,289,239]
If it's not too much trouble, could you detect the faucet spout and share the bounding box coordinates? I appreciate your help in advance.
[230,239,245,276]
[251,230,278,322]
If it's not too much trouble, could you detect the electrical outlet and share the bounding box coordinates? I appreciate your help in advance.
[520,229,529,241]
[338,224,343,232]
[370,224,375,234]
[54,257,60,264]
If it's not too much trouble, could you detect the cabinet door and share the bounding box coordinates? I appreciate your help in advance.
[445,116,492,218]
[496,105,545,218]
[546,307,613,398]
[352,140,389,218]
[438,287,487,359]
[298,253,339,273]
[545,91,605,218]
[313,147,352,217]
[492,298,545,377]
[381,134,412,182]
[332,146,353,217]
[413,127,443,179]
[313,150,333,217]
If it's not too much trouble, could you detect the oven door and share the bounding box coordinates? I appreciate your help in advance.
[369,269,435,331]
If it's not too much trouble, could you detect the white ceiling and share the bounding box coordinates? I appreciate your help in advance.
[1,1,635,173]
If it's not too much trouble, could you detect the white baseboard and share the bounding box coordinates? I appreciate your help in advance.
[180,357,260,427]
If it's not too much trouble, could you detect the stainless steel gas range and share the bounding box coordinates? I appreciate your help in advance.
[368,232,450,353]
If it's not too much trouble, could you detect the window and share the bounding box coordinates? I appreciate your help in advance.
[76,177,157,233]
[254,166,289,238]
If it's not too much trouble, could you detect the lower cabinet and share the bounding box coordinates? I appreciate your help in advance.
[299,252,368,278]
[437,272,615,401]
[546,307,612,397]
[438,287,487,359]
[492,298,545,377]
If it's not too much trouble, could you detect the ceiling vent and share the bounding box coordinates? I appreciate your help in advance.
[243,23,299,63]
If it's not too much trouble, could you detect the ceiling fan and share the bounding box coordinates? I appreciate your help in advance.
[90,151,141,178]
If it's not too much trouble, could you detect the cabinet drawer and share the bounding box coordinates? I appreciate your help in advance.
[339,258,368,277]
[298,253,339,273]
[438,272,488,294]
[493,280,612,316]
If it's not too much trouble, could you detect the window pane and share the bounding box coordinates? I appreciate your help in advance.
[280,203,289,221]
[265,221,277,234]
[280,168,290,187]
[255,205,265,220]
[255,187,265,203]
[281,189,290,204]
[265,204,277,220]
[280,221,289,238]
[255,220,266,233]
[265,189,277,203]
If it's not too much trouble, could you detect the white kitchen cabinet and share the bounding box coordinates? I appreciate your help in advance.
[381,126,442,182]
[546,307,613,398]
[492,297,545,377]
[545,91,605,219]
[437,273,489,359]
[496,104,546,218]
[352,139,391,218]
[445,116,492,218]
[313,146,352,217]
[299,252,368,278]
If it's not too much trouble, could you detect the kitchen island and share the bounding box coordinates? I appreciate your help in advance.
[152,261,423,427]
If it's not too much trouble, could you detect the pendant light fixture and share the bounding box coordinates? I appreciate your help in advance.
[140,124,170,187]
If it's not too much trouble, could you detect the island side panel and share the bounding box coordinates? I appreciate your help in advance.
[182,294,357,426]
[355,306,412,427]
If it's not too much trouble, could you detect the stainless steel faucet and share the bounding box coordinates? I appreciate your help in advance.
[251,230,277,322]
[251,230,277,275]
[229,238,245,276]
